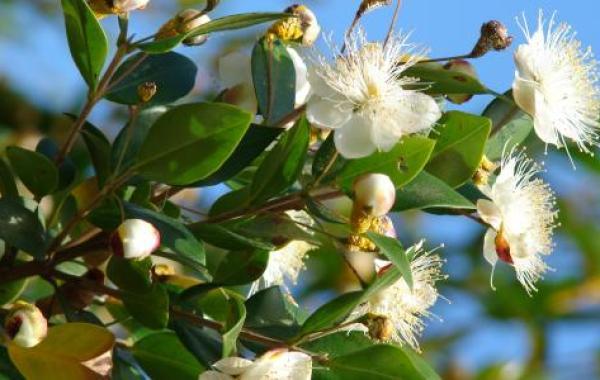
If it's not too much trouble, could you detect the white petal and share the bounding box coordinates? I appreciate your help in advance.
[306,96,351,129]
[483,228,498,266]
[334,114,377,159]
[512,73,536,117]
[198,370,235,380]
[242,351,311,380]
[476,199,502,230]
[213,357,254,376]
[532,89,561,146]
[307,66,335,97]
[395,92,441,134]
[219,51,252,88]
[286,47,311,105]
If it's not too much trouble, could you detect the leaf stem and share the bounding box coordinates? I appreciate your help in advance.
[383,0,402,48]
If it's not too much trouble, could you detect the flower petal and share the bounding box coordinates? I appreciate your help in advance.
[483,228,498,267]
[219,51,252,88]
[334,114,377,158]
[198,370,235,380]
[476,199,502,230]
[306,96,351,129]
[213,357,254,376]
[395,92,441,135]
[532,89,562,146]
[287,47,311,105]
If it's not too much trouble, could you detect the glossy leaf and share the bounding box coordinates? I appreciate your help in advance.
[335,135,435,189]
[251,37,296,125]
[192,125,282,187]
[133,332,204,380]
[403,62,487,95]
[110,108,159,175]
[0,198,47,258]
[122,283,170,329]
[35,138,76,190]
[0,278,28,306]
[137,13,288,54]
[106,52,197,106]
[106,256,153,294]
[249,118,310,202]
[6,146,58,197]
[189,223,274,251]
[211,249,269,285]
[135,102,252,185]
[312,133,346,182]
[393,171,475,211]
[171,320,222,368]
[0,158,18,199]
[245,286,302,339]
[426,111,491,187]
[299,291,363,336]
[221,293,246,357]
[367,232,413,289]
[60,0,108,89]
[8,323,115,380]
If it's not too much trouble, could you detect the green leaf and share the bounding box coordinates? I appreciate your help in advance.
[133,332,204,380]
[211,249,269,285]
[106,52,197,106]
[249,118,310,202]
[403,62,487,95]
[299,291,363,336]
[69,116,111,187]
[6,146,59,197]
[135,102,252,185]
[189,223,275,251]
[192,125,282,187]
[312,133,346,182]
[137,13,289,54]
[0,158,18,199]
[366,232,412,289]
[35,138,76,190]
[111,108,160,175]
[221,293,246,357]
[245,286,302,340]
[106,256,153,294]
[0,198,47,258]
[335,136,435,189]
[483,92,532,161]
[8,323,115,380]
[0,278,28,306]
[302,331,373,359]
[251,37,296,125]
[209,187,250,216]
[122,283,170,330]
[60,0,108,89]
[426,111,491,187]
[393,171,475,212]
[316,344,441,380]
[171,320,222,368]
[124,202,205,266]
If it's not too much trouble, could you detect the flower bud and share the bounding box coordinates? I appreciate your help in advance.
[87,0,149,16]
[444,59,478,104]
[4,301,48,348]
[110,219,160,260]
[156,9,212,46]
[269,4,320,46]
[352,173,396,217]
[471,20,513,58]
[137,81,157,103]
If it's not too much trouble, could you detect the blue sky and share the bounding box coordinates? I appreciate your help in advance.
[1,0,599,377]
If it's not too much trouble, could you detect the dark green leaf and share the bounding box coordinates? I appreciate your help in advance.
[106,256,153,294]
[0,158,18,199]
[106,52,197,106]
[137,13,289,54]
[135,102,252,185]
[403,62,487,95]
[189,223,275,251]
[393,171,475,212]
[60,0,108,89]
[192,125,282,187]
[299,291,363,336]
[367,232,412,289]
[133,332,204,380]
[426,111,491,187]
[6,146,59,197]
[122,283,169,329]
[336,136,435,189]
[221,293,246,357]
[244,286,302,339]
[171,320,222,368]
[0,198,47,258]
[0,278,28,306]
[249,118,310,202]
[251,37,296,125]
[208,187,250,216]
[35,138,76,190]
[312,133,346,182]
[110,108,159,175]
[211,249,269,285]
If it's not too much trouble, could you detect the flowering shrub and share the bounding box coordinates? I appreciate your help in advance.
[0,0,598,379]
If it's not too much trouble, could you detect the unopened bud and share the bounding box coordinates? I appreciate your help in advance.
[156,9,212,46]
[87,0,149,16]
[110,219,160,260]
[471,20,513,58]
[4,301,48,348]
[137,81,157,103]
[353,173,396,217]
[269,4,320,46]
[365,313,394,341]
[444,59,478,104]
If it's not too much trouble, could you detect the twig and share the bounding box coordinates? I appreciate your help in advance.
[383,0,402,48]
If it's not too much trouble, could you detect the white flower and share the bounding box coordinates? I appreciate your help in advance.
[4,301,48,348]
[476,149,558,295]
[361,241,445,350]
[306,30,441,158]
[253,211,316,293]
[110,219,161,260]
[512,11,600,155]
[199,350,312,380]
[218,48,310,116]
